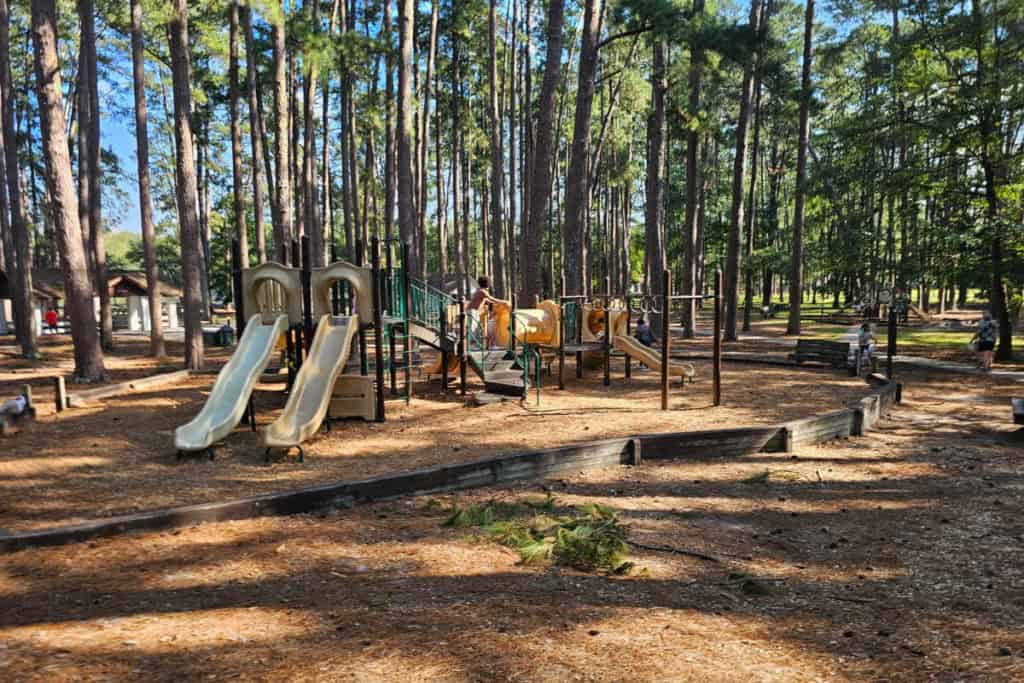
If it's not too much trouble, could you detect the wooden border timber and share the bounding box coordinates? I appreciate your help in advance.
[0,377,902,554]
[65,369,193,408]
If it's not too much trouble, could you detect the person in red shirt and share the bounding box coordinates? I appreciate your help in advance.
[44,307,59,334]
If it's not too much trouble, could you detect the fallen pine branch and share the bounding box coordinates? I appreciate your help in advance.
[627,540,722,563]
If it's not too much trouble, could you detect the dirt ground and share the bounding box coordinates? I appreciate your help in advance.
[0,332,872,531]
[0,367,1022,681]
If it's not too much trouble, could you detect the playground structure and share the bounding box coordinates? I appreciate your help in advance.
[174,237,726,459]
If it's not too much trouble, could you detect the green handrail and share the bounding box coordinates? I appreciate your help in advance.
[562,301,579,343]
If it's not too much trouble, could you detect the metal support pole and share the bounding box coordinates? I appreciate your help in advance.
[291,240,304,368]
[661,270,671,411]
[371,237,386,421]
[575,298,584,379]
[713,269,723,407]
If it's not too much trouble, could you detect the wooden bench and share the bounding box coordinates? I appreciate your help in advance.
[791,339,856,376]
[1013,398,1024,425]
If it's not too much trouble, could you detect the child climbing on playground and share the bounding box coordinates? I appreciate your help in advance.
[467,276,502,348]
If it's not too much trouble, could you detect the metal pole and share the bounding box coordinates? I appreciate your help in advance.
[440,298,449,394]
[291,240,303,371]
[603,299,610,387]
[661,269,670,411]
[558,297,566,390]
[713,269,722,407]
[371,237,385,421]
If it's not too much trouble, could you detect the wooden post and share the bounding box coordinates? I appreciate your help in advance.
[231,238,245,337]
[624,295,631,379]
[575,296,584,379]
[713,269,722,407]
[558,296,566,390]
[440,298,449,394]
[371,237,386,422]
[661,269,671,410]
[403,241,413,403]
[291,239,304,367]
[887,307,897,380]
[53,376,66,413]
[603,300,610,387]
[355,238,368,375]
[458,297,467,395]
[301,236,313,350]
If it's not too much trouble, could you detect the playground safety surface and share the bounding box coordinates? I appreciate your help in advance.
[0,366,1021,681]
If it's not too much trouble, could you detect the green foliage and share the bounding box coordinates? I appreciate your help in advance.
[440,498,633,574]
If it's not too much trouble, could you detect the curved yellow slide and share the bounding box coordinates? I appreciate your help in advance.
[175,314,289,452]
[613,335,695,380]
[263,314,360,449]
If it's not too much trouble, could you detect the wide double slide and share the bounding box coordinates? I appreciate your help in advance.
[613,335,695,379]
[175,314,289,453]
[263,314,360,449]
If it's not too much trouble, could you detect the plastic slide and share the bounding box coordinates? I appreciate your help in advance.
[175,313,289,453]
[263,314,361,449]
[424,352,460,378]
[613,335,695,380]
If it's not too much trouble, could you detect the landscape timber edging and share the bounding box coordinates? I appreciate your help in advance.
[0,376,902,554]
[66,369,193,407]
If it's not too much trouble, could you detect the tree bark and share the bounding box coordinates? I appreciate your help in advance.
[303,0,322,265]
[273,0,292,259]
[396,0,417,276]
[167,0,204,369]
[31,0,105,381]
[725,0,763,341]
[787,0,814,336]
[561,0,602,295]
[229,1,249,269]
[78,0,111,350]
[242,6,266,263]
[520,0,564,304]
[487,0,506,295]
[422,0,438,273]
[130,0,164,357]
[682,0,705,338]
[0,0,34,357]
[644,40,667,330]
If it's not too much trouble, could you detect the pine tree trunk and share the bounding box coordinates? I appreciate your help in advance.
[384,0,395,252]
[129,0,164,356]
[423,0,438,274]
[242,7,266,262]
[725,0,762,341]
[787,0,814,336]
[682,1,703,337]
[507,0,518,297]
[78,0,112,350]
[273,0,292,259]
[229,1,249,270]
[561,0,602,296]
[303,0,322,265]
[644,41,667,331]
[0,0,35,357]
[520,0,564,304]
[31,0,106,381]
[487,0,505,296]
[396,0,417,276]
[167,0,204,369]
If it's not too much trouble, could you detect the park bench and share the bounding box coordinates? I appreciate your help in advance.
[791,339,857,376]
[1012,398,1024,425]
